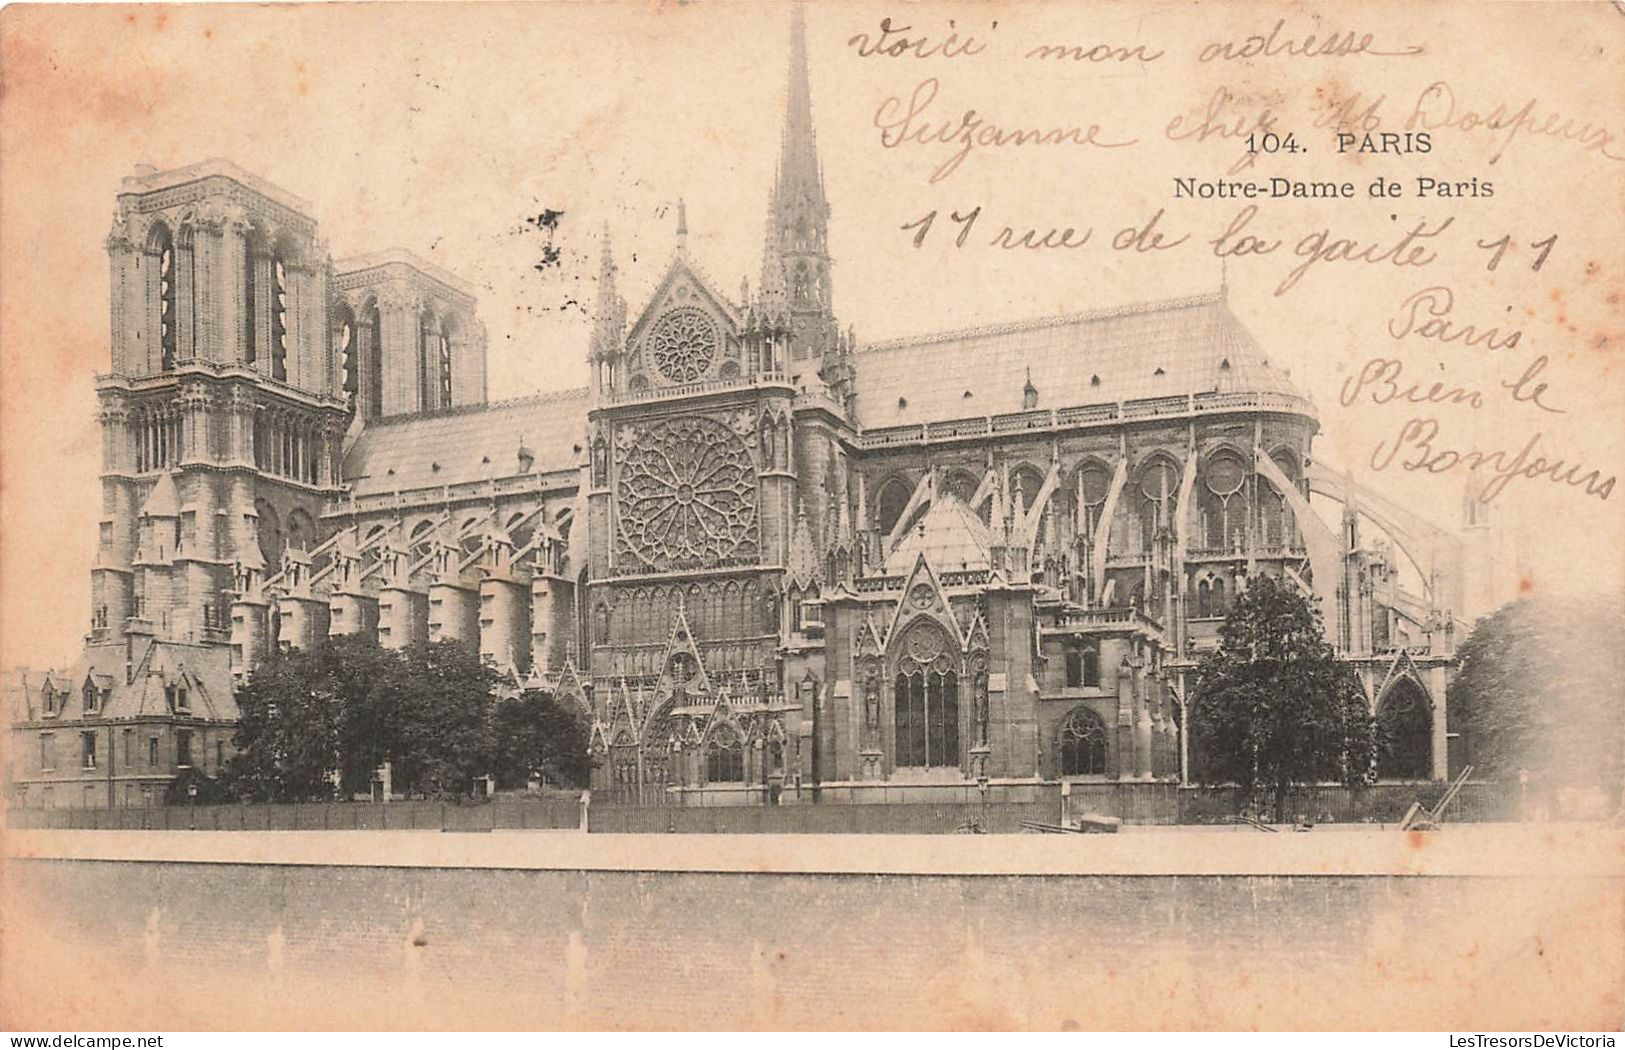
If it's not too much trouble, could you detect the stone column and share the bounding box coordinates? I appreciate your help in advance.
[106,227,135,373]
[377,587,427,650]
[377,286,419,416]
[276,593,331,653]
[251,243,274,373]
[231,594,270,679]
[428,579,479,645]
[191,217,219,361]
[1114,660,1134,780]
[218,213,249,364]
[143,245,164,375]
[480,575,532,675]
[329,589,379,640]
[1429,665,1450,781]
[174,238,195,362]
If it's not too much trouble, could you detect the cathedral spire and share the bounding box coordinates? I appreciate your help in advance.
[766,2,834,359]
[780,2,819,193]
[590,224,626,393]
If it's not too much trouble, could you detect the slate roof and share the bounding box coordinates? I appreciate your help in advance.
[885,497,993,575]
[6,641,235,724]
[852,292,1304,429]
[342,388,591,497]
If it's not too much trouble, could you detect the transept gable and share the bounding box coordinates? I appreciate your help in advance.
[625,254,742,380]
[882,553,963,655]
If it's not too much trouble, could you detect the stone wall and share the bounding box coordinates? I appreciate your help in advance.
[4,856,1618,1029]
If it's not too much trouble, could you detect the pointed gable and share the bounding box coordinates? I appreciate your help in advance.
[884,553,963,652]
[624,253,744,389]
[140,470,180,518]
[653,598,712,712]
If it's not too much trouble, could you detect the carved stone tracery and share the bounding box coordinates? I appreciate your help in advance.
[647,306,720,384]
[615,415,758,571]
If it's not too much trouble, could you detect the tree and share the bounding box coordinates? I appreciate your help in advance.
[492,689,593,790]
[221,645,345,803]
[223,636,591,802]
[387,640,499,798]
[1191,574,1378,820]
[1451,594,1625,803]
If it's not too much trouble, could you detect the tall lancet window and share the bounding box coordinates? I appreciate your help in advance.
[438,324,453,408]
[336,305,357,407]
[155,227,177,371]
[892,627,960,771]
[271,255,289,381]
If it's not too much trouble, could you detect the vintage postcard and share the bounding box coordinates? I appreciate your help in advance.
[1,0,1621,1034]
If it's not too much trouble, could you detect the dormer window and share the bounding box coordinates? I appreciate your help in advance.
[176,685,190,714]
[83,681,99,715]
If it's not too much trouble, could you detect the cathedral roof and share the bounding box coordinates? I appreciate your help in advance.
[884,496,993,575]
[853,292,1305,429]
[342,388,590,497]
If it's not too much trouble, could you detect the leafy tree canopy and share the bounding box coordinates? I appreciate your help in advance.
[1191,574,1378,819]
[1451,594,1625,794]
[222,637,590,802]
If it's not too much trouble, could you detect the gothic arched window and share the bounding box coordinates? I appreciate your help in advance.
[1260,451,1300,548]
[893,631,960,770]
[1137,459,1179,553]
[705,725,744,784]
[875,477,913,536]
[151,224,177,371]
[271,253,290,382]
[1075,462,1112,539]
[438,322,453,408]
[1058,706,1108,776]
[1201,450,1250,551]
[335,304,357,406]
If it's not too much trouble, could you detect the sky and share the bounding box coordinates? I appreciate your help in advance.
[1,1,1621,671]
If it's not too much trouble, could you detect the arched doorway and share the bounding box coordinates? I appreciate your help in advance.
[1377,678,1433,780]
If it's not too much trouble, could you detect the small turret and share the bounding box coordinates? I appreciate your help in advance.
[589,224,626,396]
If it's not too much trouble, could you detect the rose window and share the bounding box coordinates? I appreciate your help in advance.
[617,416,757,570]
[648,307,721,384]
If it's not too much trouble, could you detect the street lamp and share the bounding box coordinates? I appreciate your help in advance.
[188,781,198,830]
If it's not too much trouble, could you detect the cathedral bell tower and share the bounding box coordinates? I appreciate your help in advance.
[93,161,348,658]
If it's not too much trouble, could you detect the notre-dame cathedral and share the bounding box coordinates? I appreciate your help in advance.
[7,9,1511,810]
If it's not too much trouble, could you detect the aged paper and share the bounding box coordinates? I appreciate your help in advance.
[1,0,1622,1032]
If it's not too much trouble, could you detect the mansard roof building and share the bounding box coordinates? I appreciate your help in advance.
[7,9,1508,808]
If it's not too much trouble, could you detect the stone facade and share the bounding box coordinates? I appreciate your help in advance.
[6,11,1501,807]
